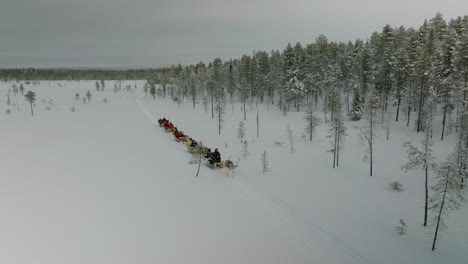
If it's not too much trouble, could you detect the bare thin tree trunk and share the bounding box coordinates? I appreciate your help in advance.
[256,110,259,138]
[211,90,214,119]
[432,173,449,251]
[417,78,425,133]
[441,107,447,141]
[370,109,373,176]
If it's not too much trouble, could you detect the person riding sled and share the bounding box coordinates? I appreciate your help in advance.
[158,117,168,126]
[173,129,184,139]
[209,148,221,165]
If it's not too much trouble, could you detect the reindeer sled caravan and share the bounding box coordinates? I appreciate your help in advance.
[157,117,238,172]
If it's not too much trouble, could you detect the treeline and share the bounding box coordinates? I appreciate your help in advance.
[148,13,467,132]
[0,68,166,81]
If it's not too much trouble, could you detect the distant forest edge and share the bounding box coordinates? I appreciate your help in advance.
[0,68,165,81]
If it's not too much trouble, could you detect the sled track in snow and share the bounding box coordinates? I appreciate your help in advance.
[136,98,372,264]
[228,179,373,264]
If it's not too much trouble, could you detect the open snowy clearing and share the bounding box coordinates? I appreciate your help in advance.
[1,80,467,264]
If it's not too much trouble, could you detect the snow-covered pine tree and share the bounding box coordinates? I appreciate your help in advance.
[86,90,92,102]
[149,84,156,99]
[402,114,436,226]
[19,84,25,96]
[237,121,246,143]
[95,81,100,91]
[24,91,36,116]
[143,82,149,97]
[350,84,363,120]
[430,154,465,251]
[416,28,435,133]
[215,89,225,135]
[454,102,468,188]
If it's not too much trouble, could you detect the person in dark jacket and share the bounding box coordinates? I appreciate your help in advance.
[209,148,221,164]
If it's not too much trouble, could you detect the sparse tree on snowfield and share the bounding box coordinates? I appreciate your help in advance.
[207,80,218,119]
[143,82,149,97]
[287,123,294,154]
[19,84,25,95]
[24,91,36,116]
[261,151,269,173]
[384,108,392,140]
[149,84,156,99]
[215,91,225,135]
[202,94,209,115]
[402,116,436,226]
[189,141,205,177]
[75,93,80,101]
[100,80,105,89]
[359,92,381,176]
[242,140,249,158]
[238,121,246,143]
[7,93,11,106]
[304,107,319,141]
[86,90,92,102]
[328,99,347,168]
[394,219,407,235]
[430,154,465,251]
[12,84,18,96]
[95,81,100,91]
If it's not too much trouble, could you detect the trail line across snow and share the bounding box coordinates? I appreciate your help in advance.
[228,178,373,264]
[136,97,372,264]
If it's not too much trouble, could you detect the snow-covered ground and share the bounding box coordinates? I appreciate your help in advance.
[0,80,467,264]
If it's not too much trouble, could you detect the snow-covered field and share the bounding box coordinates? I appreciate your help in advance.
[1,80,467,264]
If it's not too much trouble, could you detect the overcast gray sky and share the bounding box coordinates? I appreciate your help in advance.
[1,0,467,68]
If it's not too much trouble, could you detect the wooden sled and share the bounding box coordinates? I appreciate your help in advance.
[206,161,224,169]
[175,135,190,143]
[165,127,176,133]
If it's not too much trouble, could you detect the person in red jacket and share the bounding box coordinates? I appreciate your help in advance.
[173,129,184,139]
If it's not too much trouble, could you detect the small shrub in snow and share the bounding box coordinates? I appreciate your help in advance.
[389,181,404,191]
[394,219,407,235]
[6,109,11,114]
[273,141,284,147]
[46,106,51,111]
[70,107,76,112]
[102,97,108,103]
[261,151,269,174]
